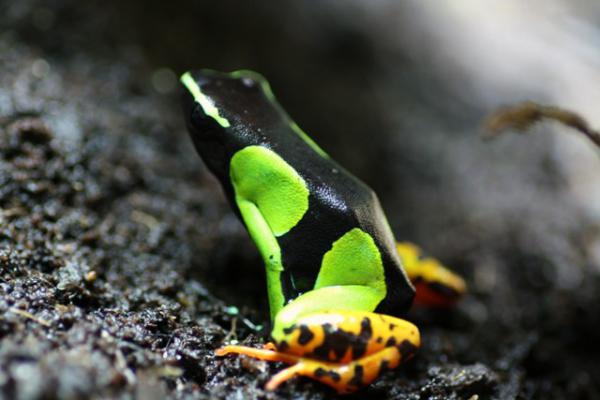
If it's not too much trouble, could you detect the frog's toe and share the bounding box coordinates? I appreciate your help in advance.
[215,344,299,364]
[265,363,304,391]
[262,342,277,351]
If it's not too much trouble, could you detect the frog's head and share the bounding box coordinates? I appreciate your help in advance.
[181,69,281,178]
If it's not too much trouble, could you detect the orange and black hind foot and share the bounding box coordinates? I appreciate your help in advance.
[216,310,420,393]
[217,342,416,394]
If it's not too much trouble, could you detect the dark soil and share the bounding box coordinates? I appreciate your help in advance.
[1,1,600,399]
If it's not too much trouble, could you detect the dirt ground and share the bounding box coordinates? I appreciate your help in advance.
[1,1,600,399]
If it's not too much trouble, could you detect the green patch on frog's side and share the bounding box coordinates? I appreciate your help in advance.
[230,145,309,237]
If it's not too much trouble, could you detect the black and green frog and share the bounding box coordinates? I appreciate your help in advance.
[180,69,465,393]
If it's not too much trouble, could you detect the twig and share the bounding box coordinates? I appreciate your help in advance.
[483,101,600,149]
[223,317,238,343]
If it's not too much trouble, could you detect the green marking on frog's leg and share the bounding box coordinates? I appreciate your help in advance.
[230,146,309,236]
[271,285,382,341]
[235,197,285,320]
[180,72,231,128]
[315,228,387,299]
[230,145,310,318]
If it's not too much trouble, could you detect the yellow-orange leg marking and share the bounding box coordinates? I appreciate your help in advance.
[266,346,406,394]
[263,342,277,351]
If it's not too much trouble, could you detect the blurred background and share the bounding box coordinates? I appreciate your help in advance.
[2,0,600,398]
[7,0,600,252]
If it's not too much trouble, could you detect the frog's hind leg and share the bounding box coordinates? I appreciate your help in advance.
[269,307,419,392]
[396,242,467,307]
[217,309,419,393]
[261,309,419,393]
[216,287,420,393]
[266,346,403,394]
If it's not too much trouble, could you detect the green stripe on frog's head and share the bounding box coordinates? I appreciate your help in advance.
[180,69,275,160]
[181,72,231,128]
[180,69,271,137]
[180,70,329,162]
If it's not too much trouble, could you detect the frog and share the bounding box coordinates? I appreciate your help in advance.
[180,69,466,393]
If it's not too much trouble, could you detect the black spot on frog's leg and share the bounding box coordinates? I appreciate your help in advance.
[311,319,375,362]
[360,317,373,339]
[385,337,397,347]
[398,339,418,358]
[328,370,341,382]
[314,367,341,382]
[389,323,397,331]
[376,337,383,344]
[348,365,364,387]
[283,325,297,335]
[311,324,353,361]
[298,325,314,345]
[351,317,373,359]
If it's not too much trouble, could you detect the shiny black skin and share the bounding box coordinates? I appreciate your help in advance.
[181,70,415,316]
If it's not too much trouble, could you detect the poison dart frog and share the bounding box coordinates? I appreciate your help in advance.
[180,70,466,393]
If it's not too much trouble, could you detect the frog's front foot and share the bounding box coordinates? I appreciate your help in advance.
[215,310,420,393]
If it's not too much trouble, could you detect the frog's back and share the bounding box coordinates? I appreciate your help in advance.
[182,69,414,316]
